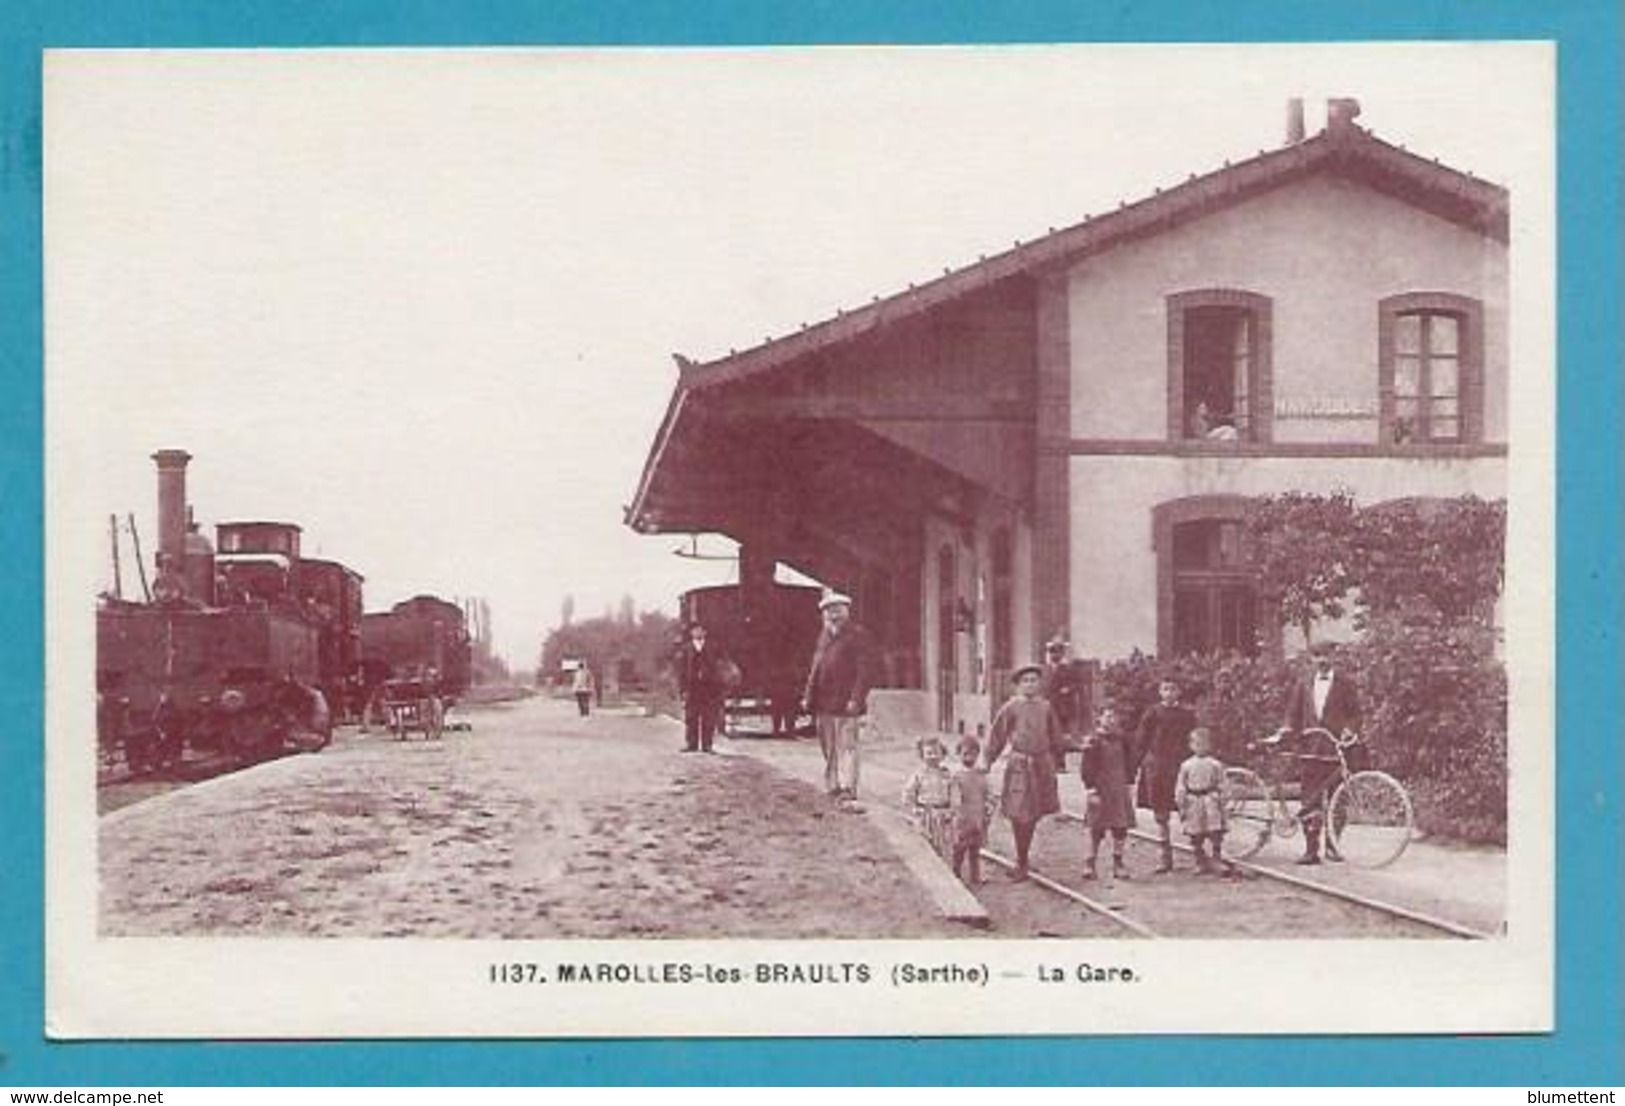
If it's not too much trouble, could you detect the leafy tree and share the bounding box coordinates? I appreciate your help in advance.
[1245,489,1360,645]
[1351,497,1505,626]
[1247,492,1505,636]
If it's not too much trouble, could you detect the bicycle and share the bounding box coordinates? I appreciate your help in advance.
[1222,727,1414,868]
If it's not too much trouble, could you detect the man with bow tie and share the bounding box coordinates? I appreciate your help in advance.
[1270,640,1362,865]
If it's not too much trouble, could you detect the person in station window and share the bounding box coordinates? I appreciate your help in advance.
[1268,640,1362,865]
[801,591,877,810]
[676,622,727,753]
[1134,677,1197,874]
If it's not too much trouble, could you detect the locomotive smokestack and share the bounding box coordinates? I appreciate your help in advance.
[152,449,192,574]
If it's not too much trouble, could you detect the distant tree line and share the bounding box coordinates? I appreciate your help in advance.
[538,595,678,692]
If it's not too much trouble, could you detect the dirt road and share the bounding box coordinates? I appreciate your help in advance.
[98,696,964,939]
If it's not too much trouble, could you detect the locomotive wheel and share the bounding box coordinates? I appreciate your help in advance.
[225,714,267,762]
[124,728,157,776]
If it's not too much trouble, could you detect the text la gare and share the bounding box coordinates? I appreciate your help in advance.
[1037,963,1137,984]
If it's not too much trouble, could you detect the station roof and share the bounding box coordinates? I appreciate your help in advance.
[627,115,1508,541]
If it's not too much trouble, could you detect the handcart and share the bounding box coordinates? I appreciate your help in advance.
[381,677,445,741]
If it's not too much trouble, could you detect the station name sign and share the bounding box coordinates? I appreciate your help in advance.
[1274,396,1379,419]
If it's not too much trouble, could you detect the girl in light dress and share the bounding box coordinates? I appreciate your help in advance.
[901,734,954,858]
[1176,727,1237,877]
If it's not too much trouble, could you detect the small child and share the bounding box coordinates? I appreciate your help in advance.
[1078,704,1136,881]
[901,735,954,858]
[948,736,994,885]
[1175,727,1234,876]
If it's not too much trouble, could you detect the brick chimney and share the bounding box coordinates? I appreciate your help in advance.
[1327,97,1363,132]
[1285,98,1306,145]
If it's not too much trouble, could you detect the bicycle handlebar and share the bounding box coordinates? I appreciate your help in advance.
[1255,726,1361,750]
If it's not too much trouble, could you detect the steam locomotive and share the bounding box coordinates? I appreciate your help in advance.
[96,450,469,774]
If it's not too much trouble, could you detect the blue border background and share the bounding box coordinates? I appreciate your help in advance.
[3,1,1618,1087]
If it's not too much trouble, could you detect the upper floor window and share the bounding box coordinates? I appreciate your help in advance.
[1379,293,1484,445]
[1167,289,1274,444]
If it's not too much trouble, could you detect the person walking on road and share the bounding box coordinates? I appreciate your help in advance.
[1267,640,1362,865]
[676,622,727,753]
[571,664,595,718]
[801,591,876,811]
[1134,677,1197,874]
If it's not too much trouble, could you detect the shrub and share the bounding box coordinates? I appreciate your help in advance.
[1342,610,1507,845]
[1099,650,1293,764]
[1099,621,1507,845]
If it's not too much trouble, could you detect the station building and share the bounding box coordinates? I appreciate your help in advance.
[627,100,1510,732]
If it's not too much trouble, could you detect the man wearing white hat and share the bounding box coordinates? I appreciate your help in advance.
[802,590,877,810]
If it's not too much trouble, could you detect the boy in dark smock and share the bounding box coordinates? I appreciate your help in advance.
[985,664,1061,880]
[1079,704,1136,881]
[1134,678,1196,873]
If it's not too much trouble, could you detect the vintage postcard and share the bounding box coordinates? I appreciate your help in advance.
[45,42,1554,1037]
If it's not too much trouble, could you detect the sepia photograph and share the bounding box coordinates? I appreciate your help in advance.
[44,42,1554,1038]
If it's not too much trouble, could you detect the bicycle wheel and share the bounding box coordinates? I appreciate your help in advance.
[1326,770,1413,868]
[1222,766,1273,859]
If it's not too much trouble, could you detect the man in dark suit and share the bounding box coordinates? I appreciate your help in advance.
[676,622,727,753]
[1042,637,1087,771]
[801,591,876,810]
[1271,640,1362,864]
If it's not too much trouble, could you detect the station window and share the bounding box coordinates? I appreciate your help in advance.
[1379,293,1483,445]
[1170,519,1259,655]
[1167,290,1274,443]
[1154,497,1264,658]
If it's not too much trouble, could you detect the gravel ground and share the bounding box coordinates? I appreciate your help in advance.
[99,698,965,939]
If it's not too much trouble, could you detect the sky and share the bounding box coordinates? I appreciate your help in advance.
[45,43,1551,666]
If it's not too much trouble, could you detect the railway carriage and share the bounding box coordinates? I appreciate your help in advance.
[358,595,472,731]
[679,582,821,735]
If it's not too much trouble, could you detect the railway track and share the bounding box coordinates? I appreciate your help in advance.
[837,750,1491,940]
[984,814,1491,940]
